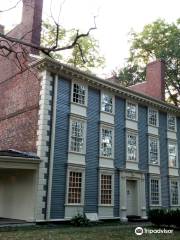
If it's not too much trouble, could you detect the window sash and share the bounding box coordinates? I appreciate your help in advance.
[101,174,112,205]
[148,109,158,126]
[68,171,82,204]
[70,120,84,153]
[100,128,113,157]
[168,143,177,168]
[150,179,160,205]
[127,134,137,161]
[168,115,176,131]
[149,138,159,164]
[127,102,137,120]
[101,94,113,113]
[73,83,86,105]
[171,181,179,205]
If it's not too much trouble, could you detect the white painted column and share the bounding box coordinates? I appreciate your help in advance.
[120,175,127,222]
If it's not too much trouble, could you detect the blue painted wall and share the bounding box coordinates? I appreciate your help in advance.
[114,97,125,216]
[138,105,149,207]
[84,87,100,213]
[50,78,71,219]
[159,111,169,208]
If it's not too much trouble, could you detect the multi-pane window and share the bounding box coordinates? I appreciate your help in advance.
[127,133,137,161]
[70,119,85,153]
[126,102,137,121]
[170,180,179,205]
[101,174,112,205]
[101,94,113,113]
[68,171,82,204]
[100,128,113,157]
[72,83,86,105]
[148,109,158,126]
[167,115,176,131]
[150,179,160,205]
[149,137,159,164]
[168,142,177,168]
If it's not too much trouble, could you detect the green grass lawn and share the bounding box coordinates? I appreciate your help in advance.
[0,223,179,240]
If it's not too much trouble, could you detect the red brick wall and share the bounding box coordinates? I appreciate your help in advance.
[0,0,43,153]
[129,60,165,100]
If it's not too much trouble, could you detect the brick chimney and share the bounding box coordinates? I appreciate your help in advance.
[0,24,4,34]
[129,60,165,101]
[8,0,43,54]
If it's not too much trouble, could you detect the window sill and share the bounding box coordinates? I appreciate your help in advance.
[126,117,138,122]
[71,101,87,108]
[65,204,84,207]
[126,160,138,163]
[100,110,115,116]
[148,163,160,167]
[100,156,114,160]
[98,204,114,207]
[68,151,86,156]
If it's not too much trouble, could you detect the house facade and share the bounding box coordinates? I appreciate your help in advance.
[0,0,180,222]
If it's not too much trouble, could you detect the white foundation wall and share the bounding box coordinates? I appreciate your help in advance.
[0,170,36,221]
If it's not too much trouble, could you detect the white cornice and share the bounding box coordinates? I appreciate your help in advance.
[31,57,180,116]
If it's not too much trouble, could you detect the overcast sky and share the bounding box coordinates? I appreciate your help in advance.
[1,0,180,76]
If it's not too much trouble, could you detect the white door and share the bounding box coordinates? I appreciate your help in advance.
[126,180,138,216]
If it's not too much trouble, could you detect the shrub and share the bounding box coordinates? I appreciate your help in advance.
[148,208,180,227]
[70,213,90,227]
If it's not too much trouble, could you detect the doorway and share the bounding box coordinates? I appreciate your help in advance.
[126,180,138,216]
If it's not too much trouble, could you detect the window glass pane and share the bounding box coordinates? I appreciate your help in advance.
[149,109,158,126]
[101,128,113,157]
[168,143,177,168]
[150,179,160,205]
[127,102,136,120]
[68,171,82,204]
[101,175,112,204]
[127,134,137,161]
[102,94,113,113]
[171,181,179,205]
[73,83,86,105]
[149,138,158,164]
[168,115,176,131]
[70,120,84,153]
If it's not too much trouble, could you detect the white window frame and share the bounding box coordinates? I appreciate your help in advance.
[126,131,138,162]
[170,179,180,206]
[150,177,161,206]
[148,136,160,165]
[69,117,86,154]
[71,81,88,106]
[148,108,159,127]
[167,114,177,132]
[168,141,178,168]
[66,166,85,206]
[100,125,114,159]
[99,170,114,206]
[126,101,138,121]
[101,92,114,114]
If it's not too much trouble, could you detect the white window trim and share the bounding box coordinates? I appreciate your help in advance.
[65,166,85,206]
[149,176,162,207]
[71,80,88,107]
[168,140,178,169]
[99,124,114,159]
[167,114,177,132]
[148,135,160,166]
[101,91,115,115]
[98,170,114,207]
[170,179,180,206]
[126,101,138,121]
[148,108,159,127]
[68,116,87,155]
[126,130,139,163]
